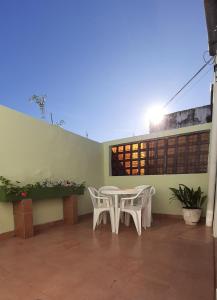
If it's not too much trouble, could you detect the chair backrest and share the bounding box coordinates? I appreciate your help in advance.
[142,186,155,206]
[121,187,145,209]
[149,186,156,196]
[136,185,155,207]
[135,185,151,191]
[88,187,99,208]
[98,186,119,193]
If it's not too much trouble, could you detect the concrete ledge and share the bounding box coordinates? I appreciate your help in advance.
[0,212,90,241]
[78,212,93,221]
[0,230,15,241]
[34,220,64,234]
[153,213,182,219]
[0,212,205,241]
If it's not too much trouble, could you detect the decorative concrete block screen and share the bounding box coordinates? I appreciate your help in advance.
[111,130,210,176]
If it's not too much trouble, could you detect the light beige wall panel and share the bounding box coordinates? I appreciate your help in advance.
[0,203,14,234]
[0,105,104,231]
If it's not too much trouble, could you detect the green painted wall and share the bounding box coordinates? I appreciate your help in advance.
[0,105,103,234]
[102,123,211,216]
[0,104,211,234]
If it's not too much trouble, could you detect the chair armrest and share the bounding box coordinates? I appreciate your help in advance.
[120,194,137,201]
[99,196,113,207]
[94,195,111,200]
[94,195,113,208]
[120,187,153,208]
[120,197,136,208]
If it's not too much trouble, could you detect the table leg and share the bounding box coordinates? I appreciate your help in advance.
[143,199,151,228]
[114,195,119,234]
[147,199,152,227]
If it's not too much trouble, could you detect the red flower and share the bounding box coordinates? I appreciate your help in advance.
[21,192,27,197]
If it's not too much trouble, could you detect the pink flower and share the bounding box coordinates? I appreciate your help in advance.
[21,192,27,197]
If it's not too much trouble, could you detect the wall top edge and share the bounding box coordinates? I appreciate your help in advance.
[0,104,101,145]
[102,123,212,146]
[0,104,212,146]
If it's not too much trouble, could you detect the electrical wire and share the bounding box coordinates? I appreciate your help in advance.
[163,56,215,108]
[171,65,212,100]
[203,50,215,65]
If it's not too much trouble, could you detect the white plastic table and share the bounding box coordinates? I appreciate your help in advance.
[102,187,152,234]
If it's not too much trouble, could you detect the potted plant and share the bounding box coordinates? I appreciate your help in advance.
[169,184,206,225]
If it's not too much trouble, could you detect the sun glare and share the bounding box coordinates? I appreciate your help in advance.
[146,105,167,125]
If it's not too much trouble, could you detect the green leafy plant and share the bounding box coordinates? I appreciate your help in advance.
[0,176,85,202]
[0,176,30,196]
[169,184,206,209]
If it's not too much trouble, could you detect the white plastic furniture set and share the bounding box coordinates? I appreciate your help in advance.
[87,185,155,236]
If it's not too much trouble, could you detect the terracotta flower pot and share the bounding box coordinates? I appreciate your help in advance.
[182,208,202,225]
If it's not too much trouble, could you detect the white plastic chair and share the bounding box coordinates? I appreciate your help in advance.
[135,185,151,192]
[98,186,120,193]
[117,188,145,236]
[141,186,155,228]
[98,186,120,224]
[124,185,156,229]
[88,187,115,233]
[124,185,150,227]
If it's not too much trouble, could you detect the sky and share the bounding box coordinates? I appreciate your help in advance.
[0,0,213,142]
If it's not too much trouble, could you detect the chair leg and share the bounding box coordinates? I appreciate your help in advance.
[93,210,99,230]
[120,212,125,223]
[146,200,152,227]
[125,213,131,226]
[131,212,139,234]
[116,208,121,234]
[103,212,107,224]
[97,213,102,225]
[109,208,115,233]
[137,211,142,236]
[142,208,147,230]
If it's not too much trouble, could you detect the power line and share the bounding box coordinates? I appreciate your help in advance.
[163,56,215,108]
[174,66,212,99]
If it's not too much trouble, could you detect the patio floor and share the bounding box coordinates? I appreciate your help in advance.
[0,215,214,300]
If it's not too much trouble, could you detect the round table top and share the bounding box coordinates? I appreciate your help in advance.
[101,188,138,195]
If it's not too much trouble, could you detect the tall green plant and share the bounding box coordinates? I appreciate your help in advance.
[169,184,206,209]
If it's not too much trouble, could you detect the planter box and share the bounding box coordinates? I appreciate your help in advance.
[13,194,78,239]
[30,186,83,200]
[12,194,79,239]
[0,186,83,238]
[63,195,78,225]
[0,186,84,202]
[13,199,34,239]
[0,188,24,202]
